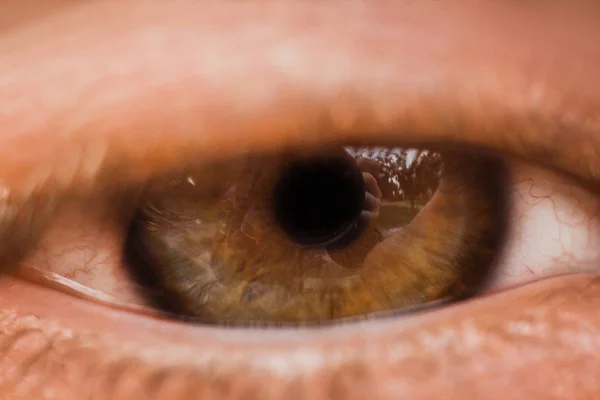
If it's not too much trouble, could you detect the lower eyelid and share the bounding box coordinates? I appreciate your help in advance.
[1,272,599,400]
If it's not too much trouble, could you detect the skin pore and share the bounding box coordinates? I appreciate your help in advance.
[1,0,600,398]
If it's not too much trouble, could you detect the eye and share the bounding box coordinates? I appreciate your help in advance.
[16,140,600,329]
[3,137,512,324]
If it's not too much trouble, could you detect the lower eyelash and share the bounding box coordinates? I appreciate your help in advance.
[124,145,508,326]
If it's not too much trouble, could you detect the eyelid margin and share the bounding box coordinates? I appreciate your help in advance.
[14,265,161,318]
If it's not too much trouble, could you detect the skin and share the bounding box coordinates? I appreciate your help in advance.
[1,0,600,398]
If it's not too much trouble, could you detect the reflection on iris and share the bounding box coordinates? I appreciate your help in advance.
[126,146,507,325]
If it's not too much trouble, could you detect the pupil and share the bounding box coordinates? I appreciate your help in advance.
[272,153,365,248]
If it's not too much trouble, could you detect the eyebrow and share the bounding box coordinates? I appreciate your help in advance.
[0,0,599,203]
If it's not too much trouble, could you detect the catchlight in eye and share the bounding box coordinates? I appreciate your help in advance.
[125,146,507,325]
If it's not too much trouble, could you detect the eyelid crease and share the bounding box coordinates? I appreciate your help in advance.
[14,265,162,318]
[0,0,599,204]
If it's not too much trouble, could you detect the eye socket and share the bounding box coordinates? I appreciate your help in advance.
[123,145,507,326]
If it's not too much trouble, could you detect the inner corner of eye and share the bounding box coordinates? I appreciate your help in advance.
[119,145,508,327]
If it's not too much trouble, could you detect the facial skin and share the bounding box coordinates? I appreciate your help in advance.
[1,0,600,398]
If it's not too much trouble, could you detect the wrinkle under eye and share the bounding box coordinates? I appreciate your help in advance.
[123,145,507,326]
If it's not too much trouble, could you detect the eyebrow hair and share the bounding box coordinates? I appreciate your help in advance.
[0,0,599,205]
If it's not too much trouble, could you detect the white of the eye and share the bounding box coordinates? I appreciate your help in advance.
[18,198,150,306]
[485,161,600,290]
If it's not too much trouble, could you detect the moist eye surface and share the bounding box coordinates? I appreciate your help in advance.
[125,145,507,326]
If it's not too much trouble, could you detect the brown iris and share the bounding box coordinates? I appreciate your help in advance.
[126,146,506,325]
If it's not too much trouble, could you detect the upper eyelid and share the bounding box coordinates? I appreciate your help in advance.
[0,1,599,202]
